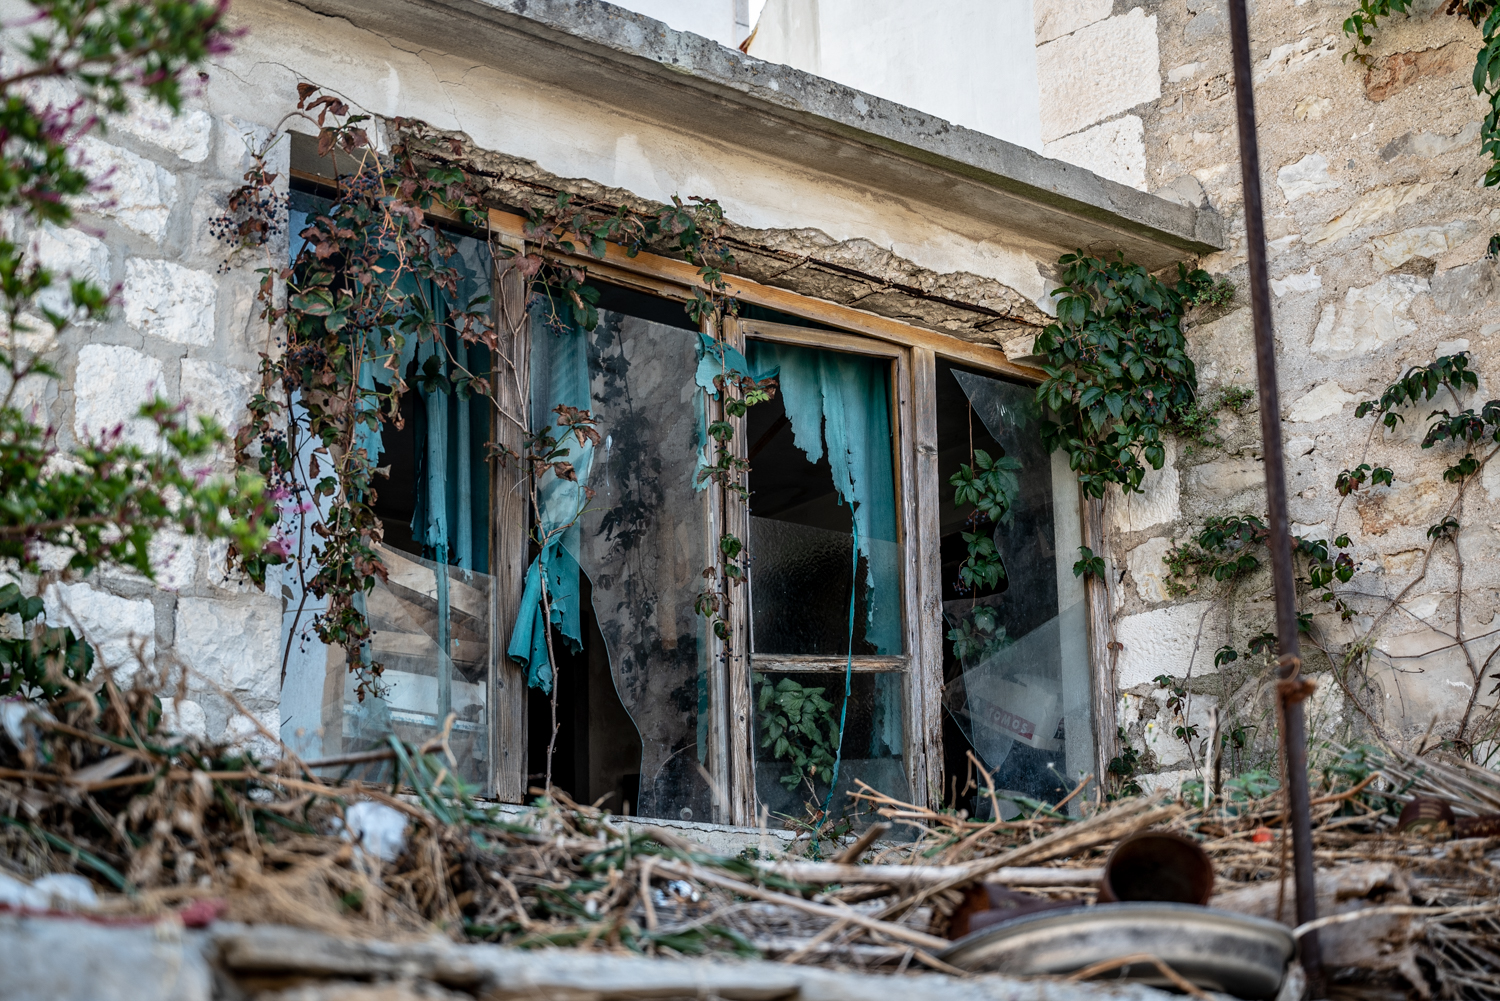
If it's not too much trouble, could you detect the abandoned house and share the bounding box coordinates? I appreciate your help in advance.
[23,0,1500,837]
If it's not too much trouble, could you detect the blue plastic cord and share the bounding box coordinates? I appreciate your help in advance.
[822,519,858,819]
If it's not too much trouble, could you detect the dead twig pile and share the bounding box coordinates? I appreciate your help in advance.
[4,671,1500,997]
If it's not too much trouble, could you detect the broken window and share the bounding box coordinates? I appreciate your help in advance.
[279,188,497,790]
[509,286,709,821]
[277,185,1098,820]
[936,359,1092,814]
[743,325,910,822]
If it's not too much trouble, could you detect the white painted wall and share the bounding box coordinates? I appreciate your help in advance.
[746,0,1043,152]
[609,0,751,48]
[212,0,1060,305]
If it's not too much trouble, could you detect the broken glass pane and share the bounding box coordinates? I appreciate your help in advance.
[278,189,495,791]
[572,305,713,822]
[744,343,902,656]
[935,360,1092,811]
[752,670,909,825]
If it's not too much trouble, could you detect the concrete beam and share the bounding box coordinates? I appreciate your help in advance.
[293,0,1223,269]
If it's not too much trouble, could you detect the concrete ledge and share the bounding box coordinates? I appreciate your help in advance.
[0,913,1185,1000]
[292,0,1222,269]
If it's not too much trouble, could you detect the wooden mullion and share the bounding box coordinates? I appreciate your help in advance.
[721,315,756,826]
[1081,494,1118,790]
[752,654,908,673]
[491,256,530,803]
[909,347,944,810]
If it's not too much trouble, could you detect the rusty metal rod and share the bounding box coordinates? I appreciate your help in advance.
[1226,0,1324,992]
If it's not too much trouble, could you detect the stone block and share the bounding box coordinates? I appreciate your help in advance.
[1288,382,1358,423]
[1431,258,1498,318]
[73,344,167,450]
[1365,42,1469,102]
[1126,536,1175,604]
[1370,220,1478,271]
[1110,439,1181,534]
[1037,9,1160,144]
[1043,115,1146,190]
[160,697,209,740]
[1308,182,1436,247]
[1187,306,1253,387]
[1270,266,1321,297]
[1255,34,1338,83]
[0,913,212,1001]
[148,529,197,592]
[1310,275,1426,359]
[180,358,256,436]
[1167,61,1207,84]
[1033,0,1111,44]
[174,595,282,711]
[123,258,218,346]
[71,136,178,241]
[223,708,281,759]
[114,101,212,163]
[1381,122,1481,161]
[1184,458,1265,498]
[1357,478,1447,536]
[43,581,156,679]
[1183,2,1225,44]
[1276,153,1340,202]
[1115,601,1219,689]
[30,222,109,318]
[1154,174,1207,208]
[1294,96,1333,122]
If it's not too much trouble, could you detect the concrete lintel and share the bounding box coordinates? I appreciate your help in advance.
[292,0,1224,269]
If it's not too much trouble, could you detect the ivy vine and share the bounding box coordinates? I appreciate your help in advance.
[1034,253,1228,499]
[1146,350,1500,771]
[223,89,769,735]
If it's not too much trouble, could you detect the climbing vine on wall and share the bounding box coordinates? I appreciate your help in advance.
[224,88,769,711]
[1149,351,1500,774]
[1033,253,1229,499]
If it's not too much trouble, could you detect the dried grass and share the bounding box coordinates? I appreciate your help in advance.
[3,669,1500,996]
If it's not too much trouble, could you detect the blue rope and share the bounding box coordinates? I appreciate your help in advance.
[822,519,858,819]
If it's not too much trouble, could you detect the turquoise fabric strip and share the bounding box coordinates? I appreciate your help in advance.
[693,332,776,491]
[505,303,593,693]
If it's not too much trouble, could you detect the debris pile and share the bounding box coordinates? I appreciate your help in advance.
[2,674,1500,998]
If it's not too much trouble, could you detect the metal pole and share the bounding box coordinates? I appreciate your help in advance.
[1225,0,1324,993]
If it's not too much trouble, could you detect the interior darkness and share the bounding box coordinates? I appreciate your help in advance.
[936,357,1063,813]
[591,282,699,331]
[527,575,642,813]
[746,387,850,531]
[371,389,423,558]
[745,350,882,656]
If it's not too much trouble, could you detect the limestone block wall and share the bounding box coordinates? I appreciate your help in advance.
[1068,0,1500,785]
[7,80,291,753]
[1033,0,1160,189]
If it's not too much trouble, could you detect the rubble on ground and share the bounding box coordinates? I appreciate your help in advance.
[2,672,1499,999]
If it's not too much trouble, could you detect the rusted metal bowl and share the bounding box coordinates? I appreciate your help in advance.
[1099,830,1215,905]
[939,902,1295,1000]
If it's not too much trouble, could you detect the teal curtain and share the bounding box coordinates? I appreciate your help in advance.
[693,332,776,490]
[505,303,594,693]
[746,342,901,655]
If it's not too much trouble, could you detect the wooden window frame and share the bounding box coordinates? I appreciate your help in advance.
[479,207,1082,824]
[282,175,1089,818]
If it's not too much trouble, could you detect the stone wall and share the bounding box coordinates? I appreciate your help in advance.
[7,77,290,754]
[1037,0,1500,784]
